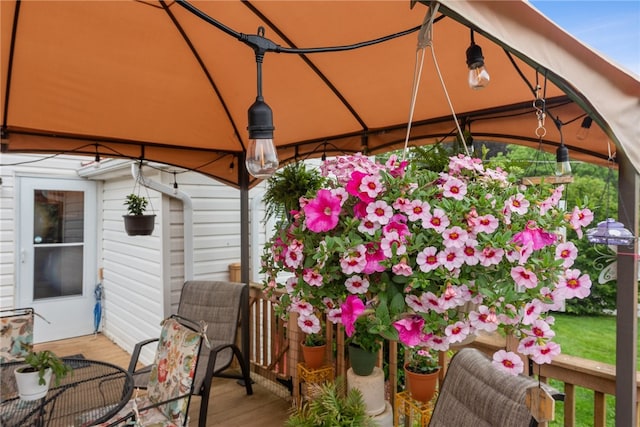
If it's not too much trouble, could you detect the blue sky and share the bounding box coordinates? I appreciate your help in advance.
[530,1,640,76]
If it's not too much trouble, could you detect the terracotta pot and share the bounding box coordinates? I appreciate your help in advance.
[301,342,326,369]
[404,364,440,403]
[348,344,376,376]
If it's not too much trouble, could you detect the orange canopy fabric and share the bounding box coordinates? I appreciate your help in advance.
[1,0,638,187]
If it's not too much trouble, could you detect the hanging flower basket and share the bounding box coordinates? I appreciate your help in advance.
[262,153,595,376]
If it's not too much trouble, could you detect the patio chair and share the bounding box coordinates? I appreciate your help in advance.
[0,308,34,362]
[129,280,253,427]
[99,315,205,427]
[429,348,562,427]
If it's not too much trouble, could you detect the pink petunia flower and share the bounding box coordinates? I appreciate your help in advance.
[340,245,367,274]
[303,189,342,232]
[381,231,407,258]
[423,208,450,233]
[511,266,539,290]
[557,268,592,299]
[438,247,465,271]
[445,321,471,344]
[363,242,386,274]
[298,313,321,335]
[359,174,384,199]
[392,260,413,276]
[468,305,498,332]
[407,199,430,222]
[511,220,557,250]
[393,316,425,347]
[477,246,504,267]
[521,299,544,325]
[303,268,323,287]
[526,319,556,339]
[569,207,594,238]
[474,214,500,234]
[506,193,530,215]
[442,176,467,200]
[341,295,365,337]
[555,242,578,268]
[345,275,370,294]
[366,200,393,225]
[327,308,342,324]
[405,294,429,313]
[492,350,524,375]
[442,226,469,249]
[517,336,538,355]
[417,247,440,272]
[531,341,561,365]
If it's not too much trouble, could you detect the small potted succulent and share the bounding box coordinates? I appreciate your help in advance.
[14,350,72,401]
[123,193,156,236]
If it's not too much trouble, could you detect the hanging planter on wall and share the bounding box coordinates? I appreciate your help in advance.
[123,189,155,236]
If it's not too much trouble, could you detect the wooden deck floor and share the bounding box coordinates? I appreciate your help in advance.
[35,334,292,427]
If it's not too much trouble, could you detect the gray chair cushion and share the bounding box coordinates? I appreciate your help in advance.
[429,348,537,427]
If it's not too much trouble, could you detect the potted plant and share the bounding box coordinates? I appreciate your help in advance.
[123,193,155,236]
[402,345,440,403]
[298,313,327,370]
[14,350,72,401]
[342,296,383,376]
[285,377,375,427]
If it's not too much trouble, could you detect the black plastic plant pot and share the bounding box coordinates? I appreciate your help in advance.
[123,215,156,236]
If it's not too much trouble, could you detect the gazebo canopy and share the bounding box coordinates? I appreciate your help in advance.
[1,1,639,187]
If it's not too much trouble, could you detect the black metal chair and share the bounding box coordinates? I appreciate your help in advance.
[128,281,253,427]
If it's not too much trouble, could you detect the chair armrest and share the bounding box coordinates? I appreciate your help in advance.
[127,338,159,373]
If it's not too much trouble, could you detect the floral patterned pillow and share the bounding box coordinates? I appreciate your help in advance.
[146,317,201,424]
[0,309,34,363]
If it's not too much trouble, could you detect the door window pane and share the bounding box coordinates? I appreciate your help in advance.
[33,246,83,299]
[34,190,84,244]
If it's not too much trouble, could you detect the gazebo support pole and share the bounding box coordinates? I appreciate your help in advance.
[615,150,638,427]
[239,152,252,382]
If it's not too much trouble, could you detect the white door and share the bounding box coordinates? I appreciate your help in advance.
[18,177,97,343]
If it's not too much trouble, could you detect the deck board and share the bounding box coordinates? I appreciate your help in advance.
[35,334,292,426]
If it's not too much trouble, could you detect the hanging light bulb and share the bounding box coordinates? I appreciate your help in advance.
[555,143,571,176]
[576,116,593,141]
[466,30,490,90]
[553,116,571,176]
[246,98,278,178]
[245,27,278,179]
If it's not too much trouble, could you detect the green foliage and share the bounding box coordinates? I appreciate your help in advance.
[285,377,375,427]
[502,144,624,314]
[404,346,440,374]
[22,350,72,386]
[263,162,325,223]
[347,314,383,354]
[304,332,326,347]
[124,193,148,215]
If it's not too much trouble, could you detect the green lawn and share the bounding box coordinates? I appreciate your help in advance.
[547,313,640,426]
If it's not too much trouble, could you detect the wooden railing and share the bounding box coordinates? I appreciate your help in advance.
[248,285,638,426]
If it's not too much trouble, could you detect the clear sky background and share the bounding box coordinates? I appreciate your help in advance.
[530,0,640,76]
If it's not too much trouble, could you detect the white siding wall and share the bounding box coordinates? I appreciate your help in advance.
[100,173,164,358]
[0,154,92,309]
[161,171,267,315]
